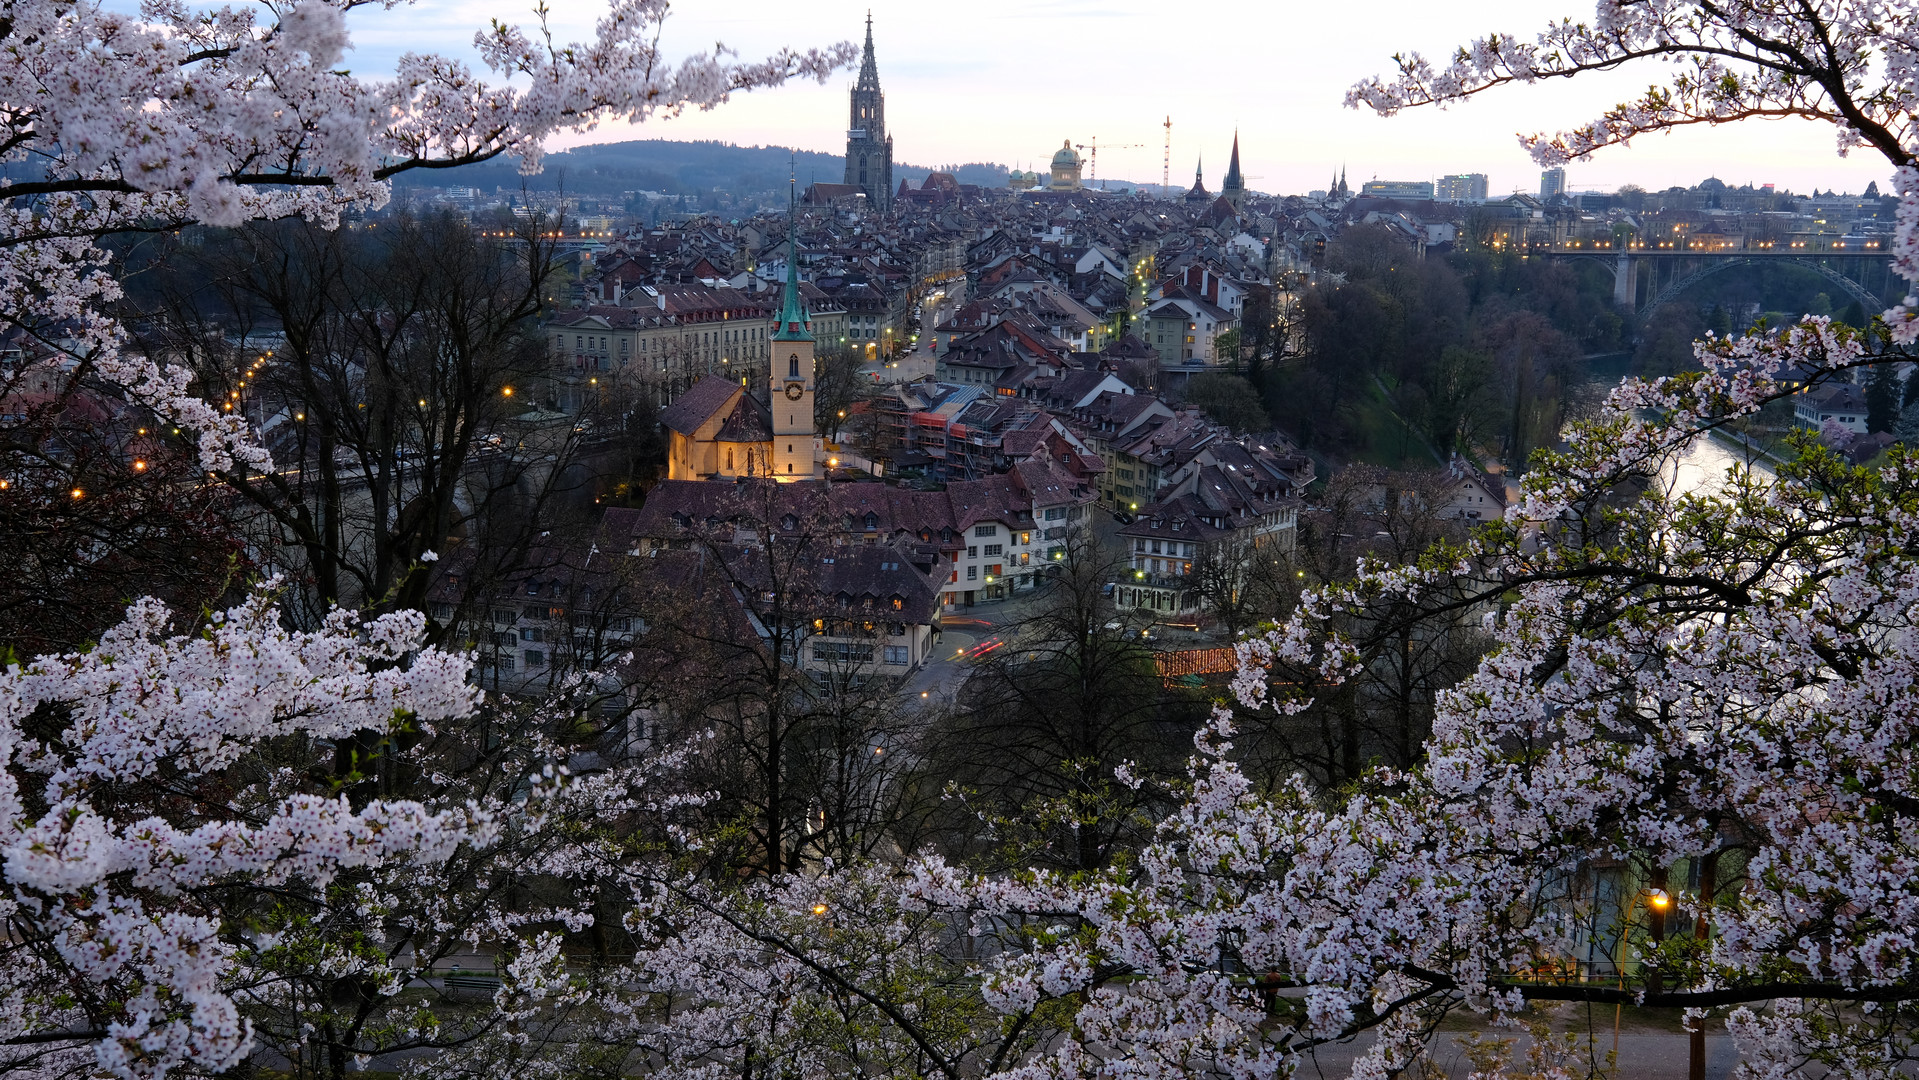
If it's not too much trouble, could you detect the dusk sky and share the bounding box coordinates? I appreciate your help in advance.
[346,0,1894,197]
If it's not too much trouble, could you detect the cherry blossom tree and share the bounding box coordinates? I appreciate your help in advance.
[0,0,853,475]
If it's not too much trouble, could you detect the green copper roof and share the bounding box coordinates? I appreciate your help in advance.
[772,205,812,342]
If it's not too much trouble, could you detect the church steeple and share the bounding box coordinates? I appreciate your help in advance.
[843,12,893,211]
[770,171,818,480]
[772,215,812,342]
[1184,155,1210,205]
[1222,132,1246,210]
[857,11,880,91]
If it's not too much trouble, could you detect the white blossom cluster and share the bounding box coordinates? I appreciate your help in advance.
[0,587,490,1077]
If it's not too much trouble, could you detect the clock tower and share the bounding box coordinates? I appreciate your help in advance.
[769,206,817,481]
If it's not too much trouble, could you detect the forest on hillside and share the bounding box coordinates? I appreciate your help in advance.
[392,139,1011,202]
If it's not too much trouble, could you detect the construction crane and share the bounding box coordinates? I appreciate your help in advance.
[1162,117,1172,197]
[1075,138,1144,191]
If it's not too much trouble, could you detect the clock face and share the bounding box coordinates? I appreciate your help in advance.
[784,382,805,400]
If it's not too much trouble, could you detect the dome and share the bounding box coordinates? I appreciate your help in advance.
[1052,140,1081,167]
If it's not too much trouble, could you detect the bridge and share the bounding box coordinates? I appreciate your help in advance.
[1525,240,1895,325]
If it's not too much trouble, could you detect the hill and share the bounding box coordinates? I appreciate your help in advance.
[392,139,1009,199]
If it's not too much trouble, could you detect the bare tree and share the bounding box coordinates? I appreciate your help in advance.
[125,210,583,635]
[924,529,1202,872]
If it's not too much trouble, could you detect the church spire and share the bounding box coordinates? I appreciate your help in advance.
[774,166,812,342]
[856,10,880,91]
[1223,132,1242,189]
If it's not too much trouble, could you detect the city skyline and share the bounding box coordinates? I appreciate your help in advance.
[335,0,1894,198]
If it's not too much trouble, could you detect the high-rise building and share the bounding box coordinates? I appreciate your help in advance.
[1540,167,1567,199]
[1435,173,1489,202]
[843,15,893,212]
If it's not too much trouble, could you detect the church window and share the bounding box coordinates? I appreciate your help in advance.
[787,462,793,474]
[725,448,734,471]
[789,354,800,377]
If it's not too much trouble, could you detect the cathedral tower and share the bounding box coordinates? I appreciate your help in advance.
[770,195,817,481]
[843,14,893,212]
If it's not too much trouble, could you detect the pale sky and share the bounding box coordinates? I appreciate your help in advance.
[342,0,1893,197]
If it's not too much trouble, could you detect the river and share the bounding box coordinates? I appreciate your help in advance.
[1661,428,1778,498]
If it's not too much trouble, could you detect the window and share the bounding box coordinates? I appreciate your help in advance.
[967,546,978,559]
[1045,507,1066,521]
[492,656,516,673]
[1019,532,1031,545]
[492,608,516,625]
[526,579,541,596]
[975,524,997,537]
[884,645,909,665]
[987,564,1002,576]
[491,631,514,646]
[813,642,875,663]
[523,649,546,667]
[1151,540,1162,554]
[789,353,801,377]
[984,544,1003,557]
[429,602,453,620]
[520,627,544,643]
[966,566,978,581]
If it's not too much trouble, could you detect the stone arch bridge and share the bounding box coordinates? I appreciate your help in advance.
[1533,245,1893,327]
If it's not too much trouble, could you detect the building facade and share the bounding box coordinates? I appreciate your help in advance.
[1434,173,1489,202]
[1359,179,1435,200]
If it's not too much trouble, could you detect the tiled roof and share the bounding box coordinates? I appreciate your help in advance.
[659,377,743,436]
[713,394,773,443]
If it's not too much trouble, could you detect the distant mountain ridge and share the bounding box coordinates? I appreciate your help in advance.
[391,139,1009,198]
